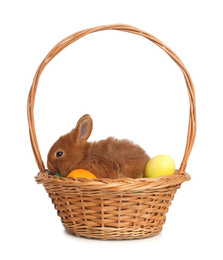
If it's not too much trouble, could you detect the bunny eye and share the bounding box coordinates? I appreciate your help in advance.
[56,151,63,158]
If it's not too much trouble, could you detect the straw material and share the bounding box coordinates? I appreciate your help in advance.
[36,170,190,239]
[28,24,196,240]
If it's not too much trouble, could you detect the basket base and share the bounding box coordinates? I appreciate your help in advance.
[63,225,163,240]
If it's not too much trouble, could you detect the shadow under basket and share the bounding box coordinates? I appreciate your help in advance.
[28,24,196,240]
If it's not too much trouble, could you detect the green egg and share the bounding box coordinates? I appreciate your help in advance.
[55,173,63,177]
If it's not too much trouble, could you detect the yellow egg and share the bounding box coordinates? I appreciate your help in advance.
[144,155,175,178]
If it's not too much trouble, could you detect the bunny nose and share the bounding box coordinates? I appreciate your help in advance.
[47,161,58,174]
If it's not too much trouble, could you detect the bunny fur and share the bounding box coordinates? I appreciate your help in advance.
[47,114,150,179]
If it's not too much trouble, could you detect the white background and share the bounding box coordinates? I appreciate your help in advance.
[1,1,223,259]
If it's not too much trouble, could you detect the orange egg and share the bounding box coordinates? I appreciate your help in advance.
[66,169,97,179]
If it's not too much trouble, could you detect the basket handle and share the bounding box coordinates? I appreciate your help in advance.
[27,24,196,174]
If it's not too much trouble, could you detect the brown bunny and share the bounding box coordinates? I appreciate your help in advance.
[47,114,150,178]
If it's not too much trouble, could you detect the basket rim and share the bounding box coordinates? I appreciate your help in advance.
[35,170,190,191]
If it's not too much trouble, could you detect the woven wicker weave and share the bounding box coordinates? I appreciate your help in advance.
[27,24,196,240]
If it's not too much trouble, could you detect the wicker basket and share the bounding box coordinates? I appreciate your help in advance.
[27,24,196,240]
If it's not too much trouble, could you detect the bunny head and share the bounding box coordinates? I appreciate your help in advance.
[47,114,93,176]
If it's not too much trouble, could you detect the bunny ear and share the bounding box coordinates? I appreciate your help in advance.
[70,114,93,144]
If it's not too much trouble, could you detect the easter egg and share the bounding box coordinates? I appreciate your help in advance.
[144,155,175,178]
[55,173,63,177]
[67,169,97,179]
